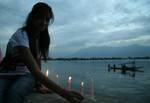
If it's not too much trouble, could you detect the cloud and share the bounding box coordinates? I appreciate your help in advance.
[48,0,150,48]
[97,35,150,47]
[0,0,150,54]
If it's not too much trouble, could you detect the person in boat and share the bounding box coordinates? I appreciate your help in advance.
[121,64,126,74]
[113,64,116,72]
[107,64,111,71]
[0,2,84,103]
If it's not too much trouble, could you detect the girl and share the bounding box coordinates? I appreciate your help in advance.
[0,2,84,103]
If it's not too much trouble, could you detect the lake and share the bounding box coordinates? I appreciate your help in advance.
[42,60,150,103]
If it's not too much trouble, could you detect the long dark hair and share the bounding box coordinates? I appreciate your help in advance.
[22,2,54,61]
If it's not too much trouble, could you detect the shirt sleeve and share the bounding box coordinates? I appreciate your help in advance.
[9,30,29,48]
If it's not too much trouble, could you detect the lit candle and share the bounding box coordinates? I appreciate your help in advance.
[45,70,49,77]
[80,81,84,95]
[68,76,72,90]
[56,74,59,84]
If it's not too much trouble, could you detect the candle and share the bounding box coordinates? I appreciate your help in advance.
[56,74,59,84]
[80,81,84,95]
[68,76,72,90]
[45,70,49,77]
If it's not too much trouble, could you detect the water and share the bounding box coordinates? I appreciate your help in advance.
[42,60,150,103]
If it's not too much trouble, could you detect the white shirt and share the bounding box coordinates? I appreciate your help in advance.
[7,29,30,73]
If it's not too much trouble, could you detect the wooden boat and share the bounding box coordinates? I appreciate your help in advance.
[108,65,144,72]
[107,61,144,77]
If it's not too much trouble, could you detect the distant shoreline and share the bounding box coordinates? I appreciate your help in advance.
[45,56,150,61]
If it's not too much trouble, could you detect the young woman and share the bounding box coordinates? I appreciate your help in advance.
[0,2,84,103]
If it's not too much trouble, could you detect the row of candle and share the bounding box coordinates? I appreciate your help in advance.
[45,70,94,97]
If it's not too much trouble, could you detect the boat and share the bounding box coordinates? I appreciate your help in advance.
[107,61,144,77]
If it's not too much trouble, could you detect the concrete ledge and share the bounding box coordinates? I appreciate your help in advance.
[25,93,96,103]
[25,93,68,103]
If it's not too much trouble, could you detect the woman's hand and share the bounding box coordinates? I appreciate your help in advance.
[62,89,84,103]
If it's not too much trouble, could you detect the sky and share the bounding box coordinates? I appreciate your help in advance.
[0,0,150,55]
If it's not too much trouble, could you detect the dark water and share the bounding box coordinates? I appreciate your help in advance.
[42,60,150,103]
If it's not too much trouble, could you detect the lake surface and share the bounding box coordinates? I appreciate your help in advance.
[42,60,150,103]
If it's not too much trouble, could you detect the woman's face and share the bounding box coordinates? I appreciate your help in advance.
[32,12,51,32]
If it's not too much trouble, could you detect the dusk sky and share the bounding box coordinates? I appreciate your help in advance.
[0,0,150,55]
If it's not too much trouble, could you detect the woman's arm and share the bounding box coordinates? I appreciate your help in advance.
[17,46,84,103]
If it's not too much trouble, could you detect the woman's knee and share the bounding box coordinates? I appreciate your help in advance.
[5,89,23,103]
[8,75,35,96]
[6,75,35,103]
[6,81,35,103]
[0,78,10,103]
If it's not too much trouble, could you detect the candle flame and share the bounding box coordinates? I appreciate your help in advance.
[68,76,72,90]
[69,76,72,80]
[56,74,59,78]
[68,76,72,83]
[46,70,49,77]
[81,81,84,87]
